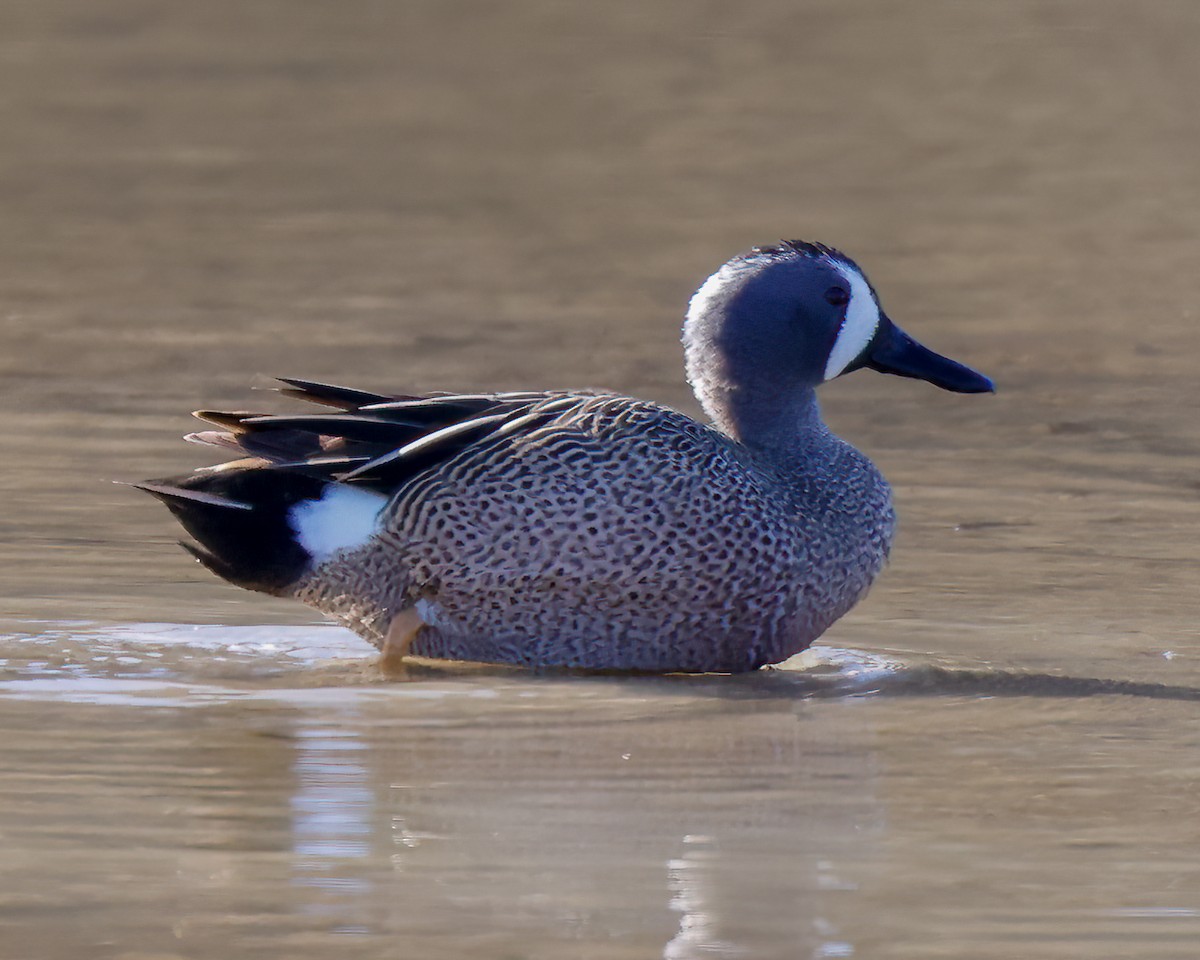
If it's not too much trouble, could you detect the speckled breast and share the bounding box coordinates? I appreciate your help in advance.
[294,396,894,672]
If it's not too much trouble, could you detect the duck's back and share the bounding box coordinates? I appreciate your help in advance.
[295,394,894,672]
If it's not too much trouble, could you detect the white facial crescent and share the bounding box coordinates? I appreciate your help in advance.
[823,261,881,381]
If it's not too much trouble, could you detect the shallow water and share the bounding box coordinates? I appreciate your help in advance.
[4,2,1200,957]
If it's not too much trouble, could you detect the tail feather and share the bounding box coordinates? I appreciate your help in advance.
[184,430,248,453]
[191,410,267,430]
[275,377,398,410]
[137,468,330,595]
[179,539,242,585]
[130,481,253,511]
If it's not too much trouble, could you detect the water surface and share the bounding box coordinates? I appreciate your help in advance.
[3,2,1200,957]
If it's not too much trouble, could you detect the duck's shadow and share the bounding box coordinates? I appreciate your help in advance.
[388,649,1200,703]
[711,664,1200,702]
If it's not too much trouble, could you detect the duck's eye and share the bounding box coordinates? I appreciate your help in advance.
[824,286,850,306]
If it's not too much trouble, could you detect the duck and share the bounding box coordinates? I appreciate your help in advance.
[137,240,993,673]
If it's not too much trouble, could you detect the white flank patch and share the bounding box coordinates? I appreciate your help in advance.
[823,261,881,381]
[288,485,387,563]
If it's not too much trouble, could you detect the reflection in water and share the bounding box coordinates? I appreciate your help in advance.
[291,724,375,932]
[273,690,885,957]
[664,836,738,959]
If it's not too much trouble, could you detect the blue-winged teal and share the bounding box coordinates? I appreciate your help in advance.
[138,241,993,673]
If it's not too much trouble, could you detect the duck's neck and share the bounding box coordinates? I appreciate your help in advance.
[702,382,826,455]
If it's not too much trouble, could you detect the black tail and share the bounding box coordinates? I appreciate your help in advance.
[134,467,329,595]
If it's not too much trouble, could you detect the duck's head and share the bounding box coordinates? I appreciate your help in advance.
[682,240,994,445]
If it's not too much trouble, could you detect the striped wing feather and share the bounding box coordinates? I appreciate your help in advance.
[190,379,570,492]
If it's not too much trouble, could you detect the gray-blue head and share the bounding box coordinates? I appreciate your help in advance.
[683,240,993,446]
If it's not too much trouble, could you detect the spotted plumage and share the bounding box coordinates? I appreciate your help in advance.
[138,241,993,673]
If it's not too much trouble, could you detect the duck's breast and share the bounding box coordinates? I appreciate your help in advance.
[354,396,889,671]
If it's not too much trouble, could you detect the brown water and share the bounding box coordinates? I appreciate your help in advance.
[3,2,1200,957]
